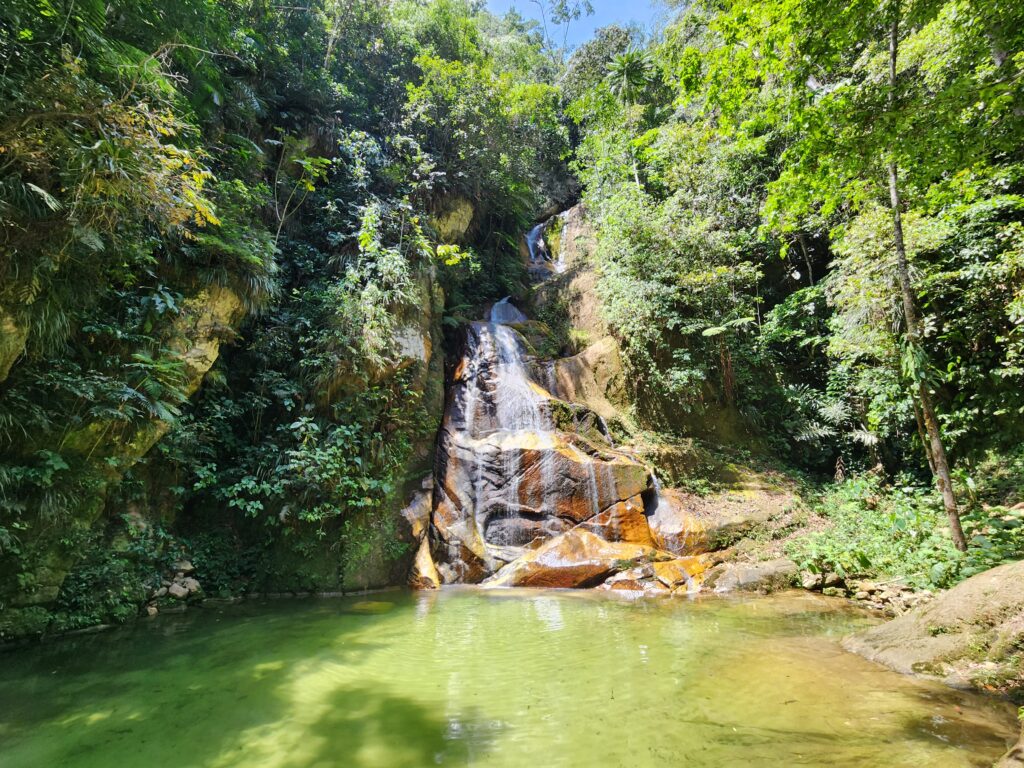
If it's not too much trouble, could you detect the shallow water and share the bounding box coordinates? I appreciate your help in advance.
[0,589,1015,768]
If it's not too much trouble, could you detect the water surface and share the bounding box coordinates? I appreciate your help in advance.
[0,589,1015,767]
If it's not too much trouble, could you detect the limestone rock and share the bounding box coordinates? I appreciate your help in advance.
[703,558,798,593]
[430,322,653,582]
[482,529,668,589]
[4,283,246,629]
[167,582,189,600]
[647,487,792,555]
[574,495,653,545]
[172,560,195,575]
[409,538,440,590]
[531,204,608,342]
[431,196,475,243]
[401,487,433,542]
[842,560,1024,696]
[434,430,650,569]
[181,577,201,594]
[652,556,712,592]
[552,337,626,424]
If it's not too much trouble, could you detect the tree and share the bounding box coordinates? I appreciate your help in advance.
[606,49,655,187]
[561,24,636,104]
[883,0,965,550]
[693,0,1024,550]
[529,0,594,63]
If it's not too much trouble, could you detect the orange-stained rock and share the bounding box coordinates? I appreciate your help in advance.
[433,424,651,573]
[597,564,675,596]
[437,428,649,524]
[482,530,670,589]
[575,494,653,545]
[427,318,657,584]
[652,556,712,592]
[409,539,440,590]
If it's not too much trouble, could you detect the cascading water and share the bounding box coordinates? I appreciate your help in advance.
[489,296,530,326]
[525,222,555,281]
[427,222,655,584]
[525,223,547,262]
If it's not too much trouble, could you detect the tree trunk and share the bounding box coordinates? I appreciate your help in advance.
[887,9,968,551]
[798,233,814,286]
[912,399,936,475]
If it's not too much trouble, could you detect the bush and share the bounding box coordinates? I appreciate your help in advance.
[787,474,1024,589]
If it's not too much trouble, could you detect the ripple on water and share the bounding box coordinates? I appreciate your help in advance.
[0,589,1015,768]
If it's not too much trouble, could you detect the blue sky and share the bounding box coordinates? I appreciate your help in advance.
[485,1,667,48]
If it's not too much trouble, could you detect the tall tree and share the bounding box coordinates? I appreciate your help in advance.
[884,0,966,550]
[606,49,655,188]
[698,0,1024,549]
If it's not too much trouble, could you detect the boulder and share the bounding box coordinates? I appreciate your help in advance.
[574,494,653,545]
[552,337,627,423]
[482,529,669,589]
[181,577,201,595]
[648,487,792,555]
[652,556,712,592]
[842,560,1024,696]
[167,582,189,600]
[172,560,195,575]
[703,558,798,593]
[431,196,475,243]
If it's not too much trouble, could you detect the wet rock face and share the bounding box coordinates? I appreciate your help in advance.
[428,318,656,583]
[481,530,666,589]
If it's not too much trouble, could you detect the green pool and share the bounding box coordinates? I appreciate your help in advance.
[0,589,1015,767]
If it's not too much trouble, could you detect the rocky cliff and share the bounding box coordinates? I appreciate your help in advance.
[404,208,801,595]
[1,284,245,637]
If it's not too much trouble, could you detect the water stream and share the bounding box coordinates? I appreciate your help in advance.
[0,590,1014,768]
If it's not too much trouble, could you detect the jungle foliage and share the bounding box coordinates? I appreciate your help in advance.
[2,0,1024,632]
[567,0,1024,580]
[0,0,569,631]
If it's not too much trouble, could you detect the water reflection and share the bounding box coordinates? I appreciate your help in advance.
[0,590,1014,768]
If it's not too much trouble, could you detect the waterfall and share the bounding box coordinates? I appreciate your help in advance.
[525,223,547,262]
[428,217,651,583]
[489,296,529,325]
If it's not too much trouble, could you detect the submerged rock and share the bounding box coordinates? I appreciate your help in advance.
[347,601,395,614]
